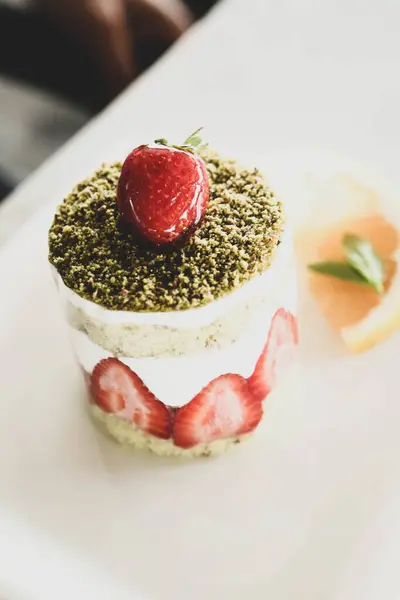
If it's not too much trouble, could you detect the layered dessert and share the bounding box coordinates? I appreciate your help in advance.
[49,130,298,457]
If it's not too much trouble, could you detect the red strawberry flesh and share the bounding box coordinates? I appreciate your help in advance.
[248,308,298,402]
[173,374,263,449]
[117,144,209,245]
[91,358,172,439]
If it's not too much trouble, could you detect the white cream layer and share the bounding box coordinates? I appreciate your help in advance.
[56,224,296,406]
[71,277,296,408]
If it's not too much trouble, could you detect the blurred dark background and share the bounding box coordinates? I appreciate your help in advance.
[0,0,218,201]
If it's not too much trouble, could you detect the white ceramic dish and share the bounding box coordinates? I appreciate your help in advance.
[1,151,400,600]
[335,494,400,600]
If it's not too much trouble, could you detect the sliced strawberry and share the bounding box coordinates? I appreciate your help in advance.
[91,358,172,439]
[173,374,263,449]
[248,308,298,402]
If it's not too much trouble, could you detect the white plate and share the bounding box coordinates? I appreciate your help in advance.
[1,151,400,600]
[335,494,400,600]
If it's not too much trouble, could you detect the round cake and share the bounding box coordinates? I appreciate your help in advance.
[49,137,298,457]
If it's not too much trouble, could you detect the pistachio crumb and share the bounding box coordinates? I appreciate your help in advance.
[49,153,284,312]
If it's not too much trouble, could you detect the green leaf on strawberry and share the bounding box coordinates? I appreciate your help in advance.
[154,127,208,154]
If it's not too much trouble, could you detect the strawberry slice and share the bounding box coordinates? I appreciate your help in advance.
[173,374,263,449]
[248,308,298,402]
[91,358,172,439]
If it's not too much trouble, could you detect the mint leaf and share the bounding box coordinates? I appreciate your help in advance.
[342,234,385,294]
[308,234,386,294]
[308,261,370,284]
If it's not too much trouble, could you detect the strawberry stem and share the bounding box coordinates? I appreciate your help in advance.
[154,128,208,154]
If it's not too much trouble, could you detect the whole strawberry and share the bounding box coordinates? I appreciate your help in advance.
[117,128,210,245]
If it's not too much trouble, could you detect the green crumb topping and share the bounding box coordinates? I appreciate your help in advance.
[48,153,284,312]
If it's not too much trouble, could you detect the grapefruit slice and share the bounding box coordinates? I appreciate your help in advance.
[341,249,400,352]
[296,174,400,353]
